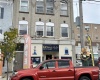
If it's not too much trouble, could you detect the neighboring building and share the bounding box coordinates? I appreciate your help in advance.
[73,23,100,62]
[13,0,75,70]
[0,0,13,73]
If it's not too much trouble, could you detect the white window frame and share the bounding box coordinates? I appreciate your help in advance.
[60,24,69,38]
[46,0,54,14]
[19,21,28,36]
[36,0,44,13]
[60,2,68,16]
[46,22,54,37]
[20,0,29,12]
[85,26,90,31]
[35,22,44,37]
[77,34,80,38]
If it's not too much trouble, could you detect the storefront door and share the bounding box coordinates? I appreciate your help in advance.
[46,55,52,60]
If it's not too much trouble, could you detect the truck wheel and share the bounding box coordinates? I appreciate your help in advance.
[79,76,91,80]
[21,77,32,80]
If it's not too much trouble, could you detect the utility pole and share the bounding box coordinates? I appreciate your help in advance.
[79,0,85,49]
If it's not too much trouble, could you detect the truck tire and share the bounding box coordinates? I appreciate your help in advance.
[21,77,33,80]
[79,76,91,80]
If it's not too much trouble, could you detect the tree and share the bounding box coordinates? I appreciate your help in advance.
[0,28,19,80]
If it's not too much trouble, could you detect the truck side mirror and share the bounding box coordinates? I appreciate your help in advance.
[40,66,44,70]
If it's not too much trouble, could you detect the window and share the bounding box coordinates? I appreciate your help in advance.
[46,22,54,36]
[19,21,28,35]
[0,29,2,34]
[0,8,4,19]
[35,22,44,37]
[77,34,80,38]
[36,0,44,13]
[61,24,69,37]
[85,26,90,31]
[20,0,29,12]
[96,37,98,39]
[58,60,69,68]
[60,2,68,16]
[0,26,2,34]
[46,0,54,14]
[42,61,55,69]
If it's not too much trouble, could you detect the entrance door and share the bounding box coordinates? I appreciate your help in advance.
[46,55,52,60]
[13,52,23,71]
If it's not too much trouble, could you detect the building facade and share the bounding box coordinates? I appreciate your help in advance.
[0,0,13,74]
[73,23,100,63]
[13,0,75,70]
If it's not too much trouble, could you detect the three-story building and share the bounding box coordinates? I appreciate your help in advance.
[12,0,75,70]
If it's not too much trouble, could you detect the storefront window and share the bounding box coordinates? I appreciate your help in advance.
[31,57,40,66]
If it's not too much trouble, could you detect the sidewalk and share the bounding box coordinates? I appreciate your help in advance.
[0,73,12,80]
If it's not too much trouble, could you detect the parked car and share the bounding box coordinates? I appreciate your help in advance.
[10,59,99,80]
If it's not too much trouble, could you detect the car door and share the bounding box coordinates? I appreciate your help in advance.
[37,60,58,80]
[55,60,74,80]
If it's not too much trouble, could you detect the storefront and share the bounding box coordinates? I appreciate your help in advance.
[31,43,73,67]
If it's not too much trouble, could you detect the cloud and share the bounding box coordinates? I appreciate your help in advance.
[73,0,100,24]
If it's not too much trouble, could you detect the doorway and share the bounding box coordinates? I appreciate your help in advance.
[13,52,23,71]
[46,55,52,60]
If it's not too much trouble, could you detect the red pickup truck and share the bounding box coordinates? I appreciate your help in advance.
[10,59,99,80]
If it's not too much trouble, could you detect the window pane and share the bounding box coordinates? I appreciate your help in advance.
[61,27,68,37]
[20,0,28,12]
[46,0,54,14]
[47,26,53,36]
[36,25,43,31]
[21,7,28,12]
[58,60,69,68]
[21,1,28,6]
[46,7,54,14]
[60,3,67,16]
[36,25,43,36]
[60,10,67,15]
[19,24,27,35]
[36,1,44,13]
[0,29,2,34]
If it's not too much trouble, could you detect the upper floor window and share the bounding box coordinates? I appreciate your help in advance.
[61,24,69,37]
[0,27,2,34]
[46,22,54,36]
[20,0,29,12]
[77,34,80,38]
[85,26,90,31]
[19,21,28,35]
[60,1,68,16]
[46,0,54,14]
[36,0,44,13]
[0,8,4,19]
[35,22,44,37]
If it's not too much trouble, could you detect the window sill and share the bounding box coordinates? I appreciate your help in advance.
[60,15,69,17]
[35,12,54,15]
[45,36,55,37]
[19,11,29,14]
[60,37,69,39]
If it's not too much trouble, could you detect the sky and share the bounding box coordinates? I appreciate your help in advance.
[73,0,100,24]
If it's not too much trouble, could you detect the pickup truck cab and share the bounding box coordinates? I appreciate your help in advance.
[10,59,99,80]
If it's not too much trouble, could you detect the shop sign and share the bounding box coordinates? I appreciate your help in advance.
[23,35,31,69]
[43,44,59,52]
